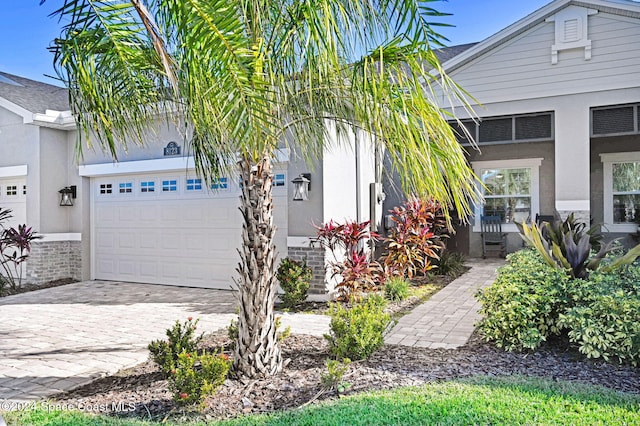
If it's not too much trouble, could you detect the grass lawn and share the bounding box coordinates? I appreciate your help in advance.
[4,376,639,426]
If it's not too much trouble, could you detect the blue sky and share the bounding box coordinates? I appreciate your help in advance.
[0,0,550,86]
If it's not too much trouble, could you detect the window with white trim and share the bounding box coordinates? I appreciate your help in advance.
[6,185,17,196]
[100,183,113,194]
[211,177,229,190]
[186,178,202,191]
[601,152,640,231]
[162,179,178,192]
[273,173,286,187]
[22,185,27,195]
[472,158,542,232]
[140,181,155,193]
[119,182,133,193]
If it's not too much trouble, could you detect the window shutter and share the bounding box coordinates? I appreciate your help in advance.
[479,118,512,143]
[515,114,552,140]
[592,106,635,135]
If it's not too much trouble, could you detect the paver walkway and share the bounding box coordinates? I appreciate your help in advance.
[0,259,504,405]
[0,281,329,403]
[385,258,504,349]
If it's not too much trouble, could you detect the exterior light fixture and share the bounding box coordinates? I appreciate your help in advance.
[291,173,311,201]
[59,185,77,207]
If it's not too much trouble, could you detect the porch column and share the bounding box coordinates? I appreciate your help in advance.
[554,103,591,223]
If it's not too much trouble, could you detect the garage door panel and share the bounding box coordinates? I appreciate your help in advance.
[97,259,115,275]
[118,261,136,276]
[96,232,115,249]
[93,173,287,289]
[139,261,158,278]
[118,234,136,249]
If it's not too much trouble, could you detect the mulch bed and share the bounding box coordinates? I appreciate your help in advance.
[1,278,77,297]
[44,268,640,422]
[54,331,640,423]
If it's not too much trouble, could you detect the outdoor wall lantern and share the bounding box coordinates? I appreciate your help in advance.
[291,173,311,201]
[59,185,77,207]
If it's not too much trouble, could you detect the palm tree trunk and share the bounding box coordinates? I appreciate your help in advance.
[233,154,283,378]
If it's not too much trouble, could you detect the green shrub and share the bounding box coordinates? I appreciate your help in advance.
[476,249,572,351]
[148,317,203,374]
[170,351,231,405]
[276,257,312,307]
[324,295,391,360]
[559,267,640,365]
[384,277,410,301]
[321,358,352,393]
[434,250,466,277]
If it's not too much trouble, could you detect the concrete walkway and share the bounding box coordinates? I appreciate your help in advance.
[385,258,504,349]
[0,259,503,405]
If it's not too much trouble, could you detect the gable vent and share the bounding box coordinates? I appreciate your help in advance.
[563,19,579,42]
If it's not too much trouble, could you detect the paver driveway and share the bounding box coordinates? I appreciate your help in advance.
[0,281,330,403]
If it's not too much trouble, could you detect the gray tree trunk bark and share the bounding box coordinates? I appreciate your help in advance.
[233,155,283,378]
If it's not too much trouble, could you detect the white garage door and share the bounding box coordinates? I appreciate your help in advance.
[92,170,288,289]
[0,178,27,227]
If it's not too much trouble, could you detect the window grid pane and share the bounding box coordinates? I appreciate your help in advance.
[162,180,177,192]
[6,185,17,196]
[612,162,640,223]
[186,178,202,191]
[273,173,286,187]
[119,182,133,193]
[481,167,532,224]
[100,184,112,194]
[211,177,229,190]
[141,181,155,193]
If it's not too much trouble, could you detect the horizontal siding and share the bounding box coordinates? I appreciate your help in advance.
[446,12,640,106]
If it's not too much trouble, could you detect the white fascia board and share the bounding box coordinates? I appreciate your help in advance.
[79,157,197,177]
[0,165,28,178]
[0,97,33,124]
[79,148,291,177]
[32,109,76,129]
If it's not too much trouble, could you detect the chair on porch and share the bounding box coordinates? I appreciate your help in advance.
[481,215,507,258]
[535,213,555,226]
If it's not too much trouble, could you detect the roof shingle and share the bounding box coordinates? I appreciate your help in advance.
[0,72,69,114]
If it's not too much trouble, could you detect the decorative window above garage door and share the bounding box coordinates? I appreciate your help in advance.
[450,112,553,145]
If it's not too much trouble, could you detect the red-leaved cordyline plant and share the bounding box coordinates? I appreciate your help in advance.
[383,196,448,278]
[0,208,42,293]
[314,220,385,300]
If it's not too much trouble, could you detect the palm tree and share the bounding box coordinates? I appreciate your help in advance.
[46,0,480,378]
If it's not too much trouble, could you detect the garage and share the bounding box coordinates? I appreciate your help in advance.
[90,168,288,289]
